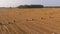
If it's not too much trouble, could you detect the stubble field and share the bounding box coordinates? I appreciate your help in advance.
[0,8,60,34]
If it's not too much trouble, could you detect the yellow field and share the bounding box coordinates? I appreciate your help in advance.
[0,8,60,34]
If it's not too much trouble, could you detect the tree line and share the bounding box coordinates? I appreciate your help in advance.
[17,5,44,8]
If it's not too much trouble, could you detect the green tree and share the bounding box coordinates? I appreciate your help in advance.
[17,5,44,8]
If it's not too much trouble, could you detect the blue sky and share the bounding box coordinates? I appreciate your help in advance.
[42,0,60,6]
[0,0,60,7]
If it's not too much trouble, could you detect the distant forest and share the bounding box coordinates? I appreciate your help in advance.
[17,5,44,8]
[16,5,60,8]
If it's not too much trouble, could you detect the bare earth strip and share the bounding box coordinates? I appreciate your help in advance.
[0,8,60,34]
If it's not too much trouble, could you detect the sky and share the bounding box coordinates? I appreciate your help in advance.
[42,0,60,6]
[0,0,60,7]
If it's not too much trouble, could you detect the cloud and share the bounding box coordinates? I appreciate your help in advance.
[0,0,43,7]
[0,0,23,7]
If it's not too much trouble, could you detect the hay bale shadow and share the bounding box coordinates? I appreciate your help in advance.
[26,19,35,21]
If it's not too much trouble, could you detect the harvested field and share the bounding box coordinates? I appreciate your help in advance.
[0,8,60,34]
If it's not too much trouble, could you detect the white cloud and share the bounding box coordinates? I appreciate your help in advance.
[0,0,25,7]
